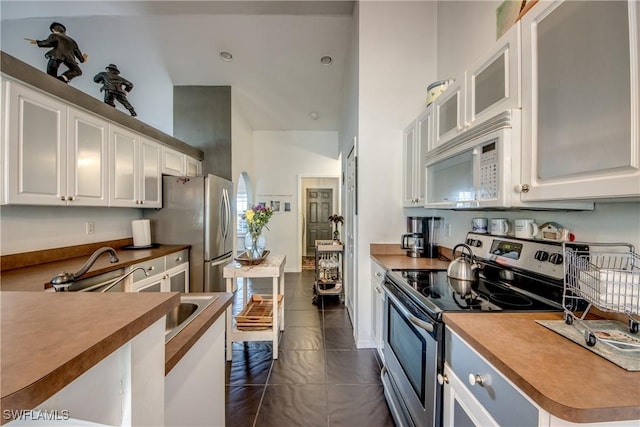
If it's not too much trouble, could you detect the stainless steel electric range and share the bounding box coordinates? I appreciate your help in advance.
[380,232,587,427]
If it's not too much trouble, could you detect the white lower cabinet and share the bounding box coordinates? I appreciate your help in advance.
[443,327,539,427]
[443,327,640,427]
[10,319,166,426]
[371,260,385,360]
[165,311,225,427]
[128,250,189,293]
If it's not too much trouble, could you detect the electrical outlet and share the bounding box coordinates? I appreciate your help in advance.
[86,221,95,235]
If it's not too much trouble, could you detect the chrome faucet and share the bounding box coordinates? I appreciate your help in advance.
[51,247,119,292]
[100,266,150,293]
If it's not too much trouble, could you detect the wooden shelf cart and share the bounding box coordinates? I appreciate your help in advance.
[313,240,344,304]
[224,253,286,361]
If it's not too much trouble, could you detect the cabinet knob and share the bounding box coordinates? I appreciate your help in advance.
[375,272,382,277]
[68,196,74,201]
[437,373,449,385]
[148,266,155,271]
[468,373,488,387]
[175,257,182,262]
[521,184,530,193]
[61,196,66,201]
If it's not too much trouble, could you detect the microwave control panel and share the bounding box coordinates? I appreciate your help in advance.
[478,141,498,199]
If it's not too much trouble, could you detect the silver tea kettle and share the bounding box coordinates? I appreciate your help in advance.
[447,244,481,282]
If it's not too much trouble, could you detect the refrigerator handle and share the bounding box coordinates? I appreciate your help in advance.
[222,188,231,239]
[220,189,227,239]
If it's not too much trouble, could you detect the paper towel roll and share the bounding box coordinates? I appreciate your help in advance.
[132,219,152,247]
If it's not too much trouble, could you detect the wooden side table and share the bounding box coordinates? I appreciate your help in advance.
[223,253,286,360]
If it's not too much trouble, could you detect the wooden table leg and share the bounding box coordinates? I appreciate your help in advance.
[272,276,279,359]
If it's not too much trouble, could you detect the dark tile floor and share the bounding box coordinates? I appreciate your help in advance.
[225,270,395,427]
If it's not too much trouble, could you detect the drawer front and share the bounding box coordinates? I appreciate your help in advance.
[371,260,386,285]
[166,249,189,269]
[131,256,165,282]
[138,280,163,292]
[445,328,539,427]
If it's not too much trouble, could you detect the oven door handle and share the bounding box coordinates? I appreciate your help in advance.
[382,282,435,333]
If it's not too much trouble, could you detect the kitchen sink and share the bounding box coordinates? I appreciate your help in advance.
[165,295,218,342]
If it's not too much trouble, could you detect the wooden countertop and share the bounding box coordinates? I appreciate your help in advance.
[443,312,640,423]
[0,244,190,292]
[370,243,450,271]
[1,291,180,418]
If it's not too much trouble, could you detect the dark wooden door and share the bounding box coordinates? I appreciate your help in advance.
[306,188,333,255]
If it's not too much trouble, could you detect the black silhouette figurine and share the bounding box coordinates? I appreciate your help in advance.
[93,64,137,117]
[26,22,87,84]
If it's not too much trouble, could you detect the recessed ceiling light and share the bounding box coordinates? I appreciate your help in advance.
[219,51,233,62]
[320,55,333,65]
[309,112,319,120]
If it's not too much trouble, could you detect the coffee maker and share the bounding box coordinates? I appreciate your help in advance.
[401,216,442,258]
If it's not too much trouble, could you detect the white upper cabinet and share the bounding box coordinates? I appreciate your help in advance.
[403,120,420,206]
[162,147,185,176]
[4,80,67,205]
[3,81,107,206]
[466,22,521,129]
[185,156,202,177]
[109,125,161,208]
[67,108,109,206]
[432,23,521,150]
[162,147,202,177]
[432,75,465,149]
[520,0,640,201]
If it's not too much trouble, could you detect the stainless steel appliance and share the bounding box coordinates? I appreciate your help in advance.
[401,216,442,258]
[424,110,591,210]
[145,175,234,293]
[381,232,586,427]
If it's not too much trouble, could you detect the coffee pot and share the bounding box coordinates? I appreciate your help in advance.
[401,216,442,258]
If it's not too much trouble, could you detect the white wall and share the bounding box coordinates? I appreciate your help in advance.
[1,17,174,134]
[353,0,438,346]
[252,131,340,272]
[0,206,141,254]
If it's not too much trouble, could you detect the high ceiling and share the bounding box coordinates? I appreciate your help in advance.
[1,1,355,132]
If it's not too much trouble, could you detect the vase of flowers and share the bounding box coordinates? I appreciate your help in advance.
[242,204,274,259]
[328,214,344,242]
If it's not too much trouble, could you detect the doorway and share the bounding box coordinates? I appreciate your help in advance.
[300,176,340,269]
[306,188,333,255]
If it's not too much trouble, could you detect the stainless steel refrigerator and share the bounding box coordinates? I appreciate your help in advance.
[145,174,234,293]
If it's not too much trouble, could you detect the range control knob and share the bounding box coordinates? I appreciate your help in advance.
[473,240,482,248]
[534,251,549,262]
[549,253,563,265]
[466,238,475,246]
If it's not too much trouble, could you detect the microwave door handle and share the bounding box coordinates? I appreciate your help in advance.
[382,283,434,333]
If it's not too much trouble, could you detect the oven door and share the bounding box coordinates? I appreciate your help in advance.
[382,279,441,427]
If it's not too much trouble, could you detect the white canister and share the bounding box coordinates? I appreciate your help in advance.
[514,219,539,239]
[490,218,510,236]
[132,219,152,247]
[471,218,488,234]
[426,79,452,106]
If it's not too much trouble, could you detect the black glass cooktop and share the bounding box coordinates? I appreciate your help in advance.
[386,268,563,320]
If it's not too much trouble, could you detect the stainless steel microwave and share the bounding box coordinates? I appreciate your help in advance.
[424,110,592,210]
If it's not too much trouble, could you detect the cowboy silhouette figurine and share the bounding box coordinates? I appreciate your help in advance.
[93,64,137,117]
[26,22,87,83]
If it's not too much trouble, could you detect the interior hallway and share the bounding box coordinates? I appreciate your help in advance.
[225,270,395,426]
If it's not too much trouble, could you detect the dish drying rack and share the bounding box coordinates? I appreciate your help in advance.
[563,242,640,349]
